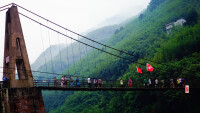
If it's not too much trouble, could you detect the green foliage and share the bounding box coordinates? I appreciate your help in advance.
[154,21,200,62]
[32,25,120,79]
[185,9,199,26]
[41,0,200,112]
[139,13,145,20]
[148,0,166,12]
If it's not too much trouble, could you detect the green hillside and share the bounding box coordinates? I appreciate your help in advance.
[32,25,120,79]
[42,0,200,112]
[31,44,66,71]
[37,25,121,112]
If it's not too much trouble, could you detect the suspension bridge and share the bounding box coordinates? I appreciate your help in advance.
[0,3,199,113]
[0,3,198,90]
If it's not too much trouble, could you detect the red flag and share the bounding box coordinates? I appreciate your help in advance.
[147,63,154,72]
[136,66,143,74]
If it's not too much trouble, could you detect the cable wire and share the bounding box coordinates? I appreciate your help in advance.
[14,3,170,67]
[2,3,195,73]
[39,24,48,78]
[0,3,12,9]
[0,66,89,79]
[78,35,83,76]
[71,37,76,75]
[57,33,63,73]
[65,31,70,75]
[47,21,54,77]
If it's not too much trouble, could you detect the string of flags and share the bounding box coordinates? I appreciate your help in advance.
[136,63,154,74]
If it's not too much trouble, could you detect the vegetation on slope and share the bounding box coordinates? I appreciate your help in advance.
[32,25,120,79]
[42,0,200,112]
[40,25,120,112]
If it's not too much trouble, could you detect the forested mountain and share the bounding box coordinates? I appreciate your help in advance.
[41,0,200,112]
[31,25,120,78]
[31,44,67,71]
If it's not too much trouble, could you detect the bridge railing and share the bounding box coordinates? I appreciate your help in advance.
[33,79,190,89]
[0,81,3,90]
[0,77,199,89]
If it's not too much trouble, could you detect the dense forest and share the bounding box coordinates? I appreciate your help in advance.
[39,0,200,112]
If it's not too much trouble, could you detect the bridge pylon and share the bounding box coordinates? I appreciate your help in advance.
[3,5,33,88]
[1,5,45,113]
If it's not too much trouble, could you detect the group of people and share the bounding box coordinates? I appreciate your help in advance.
[170,78,185,88]
[119,77,186,88]
[143,78,185,88]
[120,77,133,87]
[52,76,186,88]
[53,76,102,88]
[54,76,80,88]
[143,78,161,88]
[87,76,102,88]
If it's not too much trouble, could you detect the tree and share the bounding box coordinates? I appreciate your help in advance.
[185,9,199,26]
[148,0,165,12]
[139,14,145,20]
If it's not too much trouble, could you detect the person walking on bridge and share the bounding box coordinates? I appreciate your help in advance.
[120,78,123,87]
[54,77,57,87]
[94,78,98,88]
[64,76,67,87]
[61,76,64,88]
[155,78,158,87]
[128,77,132,87]
[161,79,165,88]
[170,78,175,88]
[143,78,147,87]
[76,76,79,87]
[70,76,73,87]
[148,78,152,87]
[98,78,102,88]
[88,76,91,88]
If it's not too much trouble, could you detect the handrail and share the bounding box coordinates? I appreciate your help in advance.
[33,79,195,89]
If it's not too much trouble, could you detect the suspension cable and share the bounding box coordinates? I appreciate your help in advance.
[71,37,76,75]
[0,3,12,9]
[105,46,109,67]
[14,3,168,66]
[0,66,89,79]
[0,7,9,12]
[93,41,97,76]
[86,44,90,76]
[47,21,54,77]
[1,3,190,72]
[57,33,63,73]
[98,49,102,75]
[18,12,170,72]
[39,24,48,78]
[78,35,83,76]
[65,31,70,75]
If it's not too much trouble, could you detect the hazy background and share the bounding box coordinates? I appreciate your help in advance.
[0,0,150,80]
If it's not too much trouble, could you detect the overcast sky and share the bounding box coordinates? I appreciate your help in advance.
[0,0,150,79]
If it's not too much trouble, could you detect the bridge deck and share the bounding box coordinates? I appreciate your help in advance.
[37,86,186,91]
[1,81,199,91]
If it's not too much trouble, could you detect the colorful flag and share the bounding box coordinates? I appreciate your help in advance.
[6,56,9,63]
[147,63,154,72]
[136,66,143,74]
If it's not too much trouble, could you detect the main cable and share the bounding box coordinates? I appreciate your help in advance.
[0,66,89,79]
[14,3,171,67]
[0,3,12,9]
[2,3,195,73]
[18,12,167,72]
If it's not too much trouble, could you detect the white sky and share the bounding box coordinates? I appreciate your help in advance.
[0,0,150,80]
